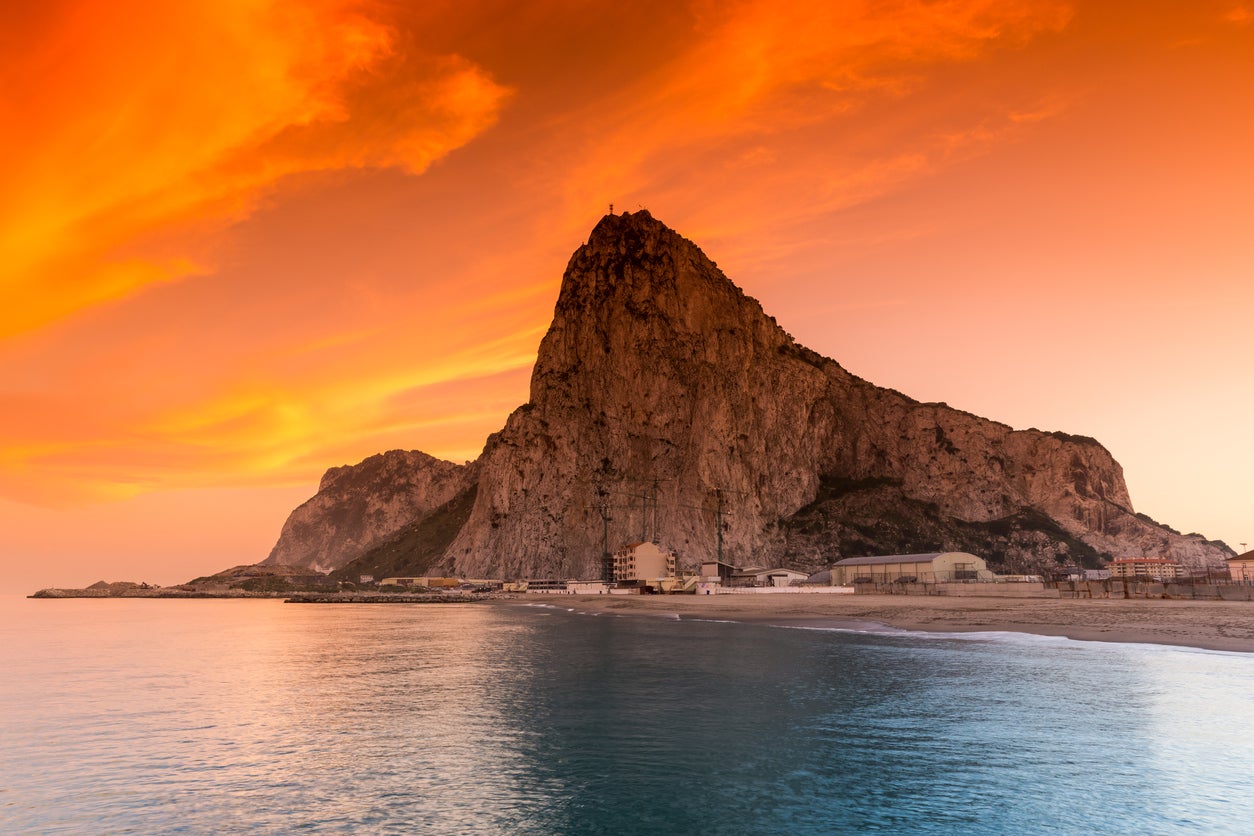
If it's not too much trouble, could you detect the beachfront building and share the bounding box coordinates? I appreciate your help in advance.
[612,542,676,585]
[1108,558,1180,581]
[700,560,737,584]
[379,576,461,588]
[829,552,993,585]
[521,579,571,592]
[1228,551,1254,583]
[730,568,810,587]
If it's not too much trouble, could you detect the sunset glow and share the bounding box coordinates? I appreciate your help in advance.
[3,1,1252,590]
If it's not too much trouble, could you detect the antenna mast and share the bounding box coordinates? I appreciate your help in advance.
[598,501,613,583]
[651,478,660,543]
[715,489,724,565]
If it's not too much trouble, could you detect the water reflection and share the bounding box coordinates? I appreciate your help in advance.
[4,598,1254,834]
[3,600,563,832]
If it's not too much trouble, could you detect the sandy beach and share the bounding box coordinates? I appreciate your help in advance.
[521,593,1254,653]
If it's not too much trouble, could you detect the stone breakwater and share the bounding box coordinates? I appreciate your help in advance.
[284,592,491,604]
[30,588,284,599]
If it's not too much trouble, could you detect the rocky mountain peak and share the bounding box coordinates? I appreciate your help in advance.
[556,210,757,327]
[533,211,791,410]
[584,209,683,260]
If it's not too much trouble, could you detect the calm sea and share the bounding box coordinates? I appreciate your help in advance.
[2,597,1253,835]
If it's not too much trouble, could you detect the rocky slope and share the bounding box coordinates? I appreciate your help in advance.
[262,450,474,572]
[267,211,1232,577]
[327,484,478,584]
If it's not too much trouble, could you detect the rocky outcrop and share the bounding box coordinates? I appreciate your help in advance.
[263,450,474,572]
[268,211,1232,578]
[327,483,479,583]
[437,211,1230,577]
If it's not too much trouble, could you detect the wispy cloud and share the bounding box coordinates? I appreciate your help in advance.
[1224,5,1252,25]
[0,0,1081,508]
[0,1,508,339]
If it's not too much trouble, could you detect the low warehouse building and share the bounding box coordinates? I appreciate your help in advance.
[379,576,461,588]
[830,552,993,585]
[730,568,810,587]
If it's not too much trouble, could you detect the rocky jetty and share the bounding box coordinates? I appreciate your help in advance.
[265,211,1232,578]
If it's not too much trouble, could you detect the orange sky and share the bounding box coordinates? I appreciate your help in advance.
[3,0,1252,592]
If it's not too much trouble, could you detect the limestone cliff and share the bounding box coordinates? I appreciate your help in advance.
[438,211,1229,577]
[268,211,1232,577]
[263,450,474,572]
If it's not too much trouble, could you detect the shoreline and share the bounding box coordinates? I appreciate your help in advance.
[23,588,1254,654]
[28,588,289,599]
[520,593,1254,653]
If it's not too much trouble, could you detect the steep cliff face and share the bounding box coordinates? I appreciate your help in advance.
[267,211,1231,577]
[263,450,474,571]
[438,211,1229,577]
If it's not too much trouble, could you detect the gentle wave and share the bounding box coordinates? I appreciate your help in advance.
[773,620,1253,656]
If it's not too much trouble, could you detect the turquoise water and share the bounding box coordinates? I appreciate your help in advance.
[2,597,1252,834]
